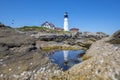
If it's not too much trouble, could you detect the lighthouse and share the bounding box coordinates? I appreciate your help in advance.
[64,12,69,31]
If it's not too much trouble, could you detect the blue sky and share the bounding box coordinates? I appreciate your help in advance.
[0,0,120,34]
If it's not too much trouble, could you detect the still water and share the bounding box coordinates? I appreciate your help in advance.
[49,50,85,71]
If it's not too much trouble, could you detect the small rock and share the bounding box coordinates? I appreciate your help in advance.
[30,62,33,65]
[12,74,19,78]
[0,62,3,64]
[100,59,104,64]
[0,59,3,62]
[0,74,3,77]
[18,66,21,69]
[88,65,91,68]
[3,64,7,67]
[9,68,12,71]
[114,47,118,51]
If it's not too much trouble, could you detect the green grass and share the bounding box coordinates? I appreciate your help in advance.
[17,26,71,34]
[17,26,53,32]
[41,46,81,51]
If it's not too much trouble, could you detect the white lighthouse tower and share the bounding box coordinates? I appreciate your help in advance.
[64,12,69,31]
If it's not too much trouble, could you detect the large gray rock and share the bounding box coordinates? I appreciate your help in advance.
[0,28,61,80]
[66,37,120,80]
[81,31,108,39]
[108,30,120,44]
[0,44,8,52]
[39,34,57,41]
[37,33,71,42]
[0,23,5,28]
[0,23,12,29]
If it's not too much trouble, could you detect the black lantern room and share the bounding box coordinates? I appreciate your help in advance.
[64,12,68,18]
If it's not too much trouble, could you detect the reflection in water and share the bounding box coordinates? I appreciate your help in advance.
[49,50,85,71]
[63,50,68,66]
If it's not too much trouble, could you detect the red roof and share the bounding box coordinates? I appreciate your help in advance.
[70,28,79,31]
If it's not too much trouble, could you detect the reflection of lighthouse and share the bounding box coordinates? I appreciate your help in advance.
[64,12,68,31]
[63,50,68,65]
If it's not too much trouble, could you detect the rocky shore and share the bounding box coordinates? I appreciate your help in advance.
[56,30,120,80]
[0,28,59,80]
[0,26,111,80]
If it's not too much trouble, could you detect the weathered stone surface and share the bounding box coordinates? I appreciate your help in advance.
[71,31,108,40]
[36,41,83,50]
[48,31,120,80]
[0,28,61,80]
[108,30,120,44]
[39,34,57,41]
[0,27,112,80]
[65,37,120,80]
[33,32,72,42]
[0,44,8,52]
[66,38,95,49]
